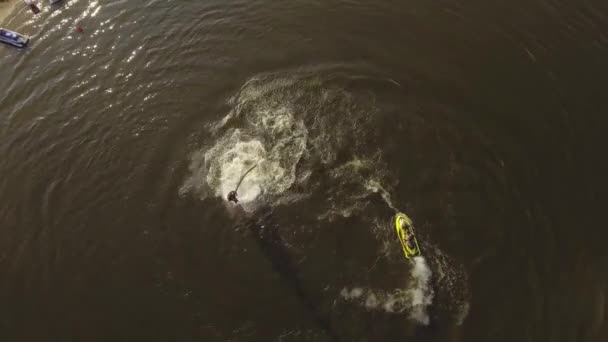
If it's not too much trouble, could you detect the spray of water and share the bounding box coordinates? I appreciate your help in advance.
[408,256,434,324]
[340,255,434,325]
[183,65,403,211]
[181,89,307,210]
[364,179,398,212]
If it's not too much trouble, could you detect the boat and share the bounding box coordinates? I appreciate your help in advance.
[394,212,421,259]
[0,28,29,48]
[49,0,63,4]
[24,0,41,14]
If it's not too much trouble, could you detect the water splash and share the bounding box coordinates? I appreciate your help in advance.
[183,66,396,211]
[364,178,398,211]
[319,155,396,220]
[204,131,266,203]
[181,91,307,210]
[408,256,434,325]
[340,256,434,325]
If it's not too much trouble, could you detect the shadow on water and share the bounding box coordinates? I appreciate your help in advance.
[236,205,340,342]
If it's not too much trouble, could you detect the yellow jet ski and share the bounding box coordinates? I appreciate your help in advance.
[394,213,421,259]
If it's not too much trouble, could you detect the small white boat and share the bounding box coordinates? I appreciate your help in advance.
[0,28,29,48]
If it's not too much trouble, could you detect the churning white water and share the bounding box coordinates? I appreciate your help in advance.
[341,255,435,325]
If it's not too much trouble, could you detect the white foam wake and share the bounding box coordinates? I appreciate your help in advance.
[408,256,434,325]
[181,85,307,209]
[340,256,434,325]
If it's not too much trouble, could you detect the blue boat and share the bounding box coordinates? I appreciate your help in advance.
[0,28,29,48]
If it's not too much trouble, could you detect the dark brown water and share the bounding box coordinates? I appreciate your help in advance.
[1,1,608,341]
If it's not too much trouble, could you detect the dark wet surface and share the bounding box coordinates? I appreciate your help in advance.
[1,1,607,341]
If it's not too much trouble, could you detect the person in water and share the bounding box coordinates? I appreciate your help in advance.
[227,163,259,204]
[406,230,416,250]
[24,0,41,14]
[227,190,238,203]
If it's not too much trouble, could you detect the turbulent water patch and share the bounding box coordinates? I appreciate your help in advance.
[181,75,309,210]
[341,256,435,325]
[181,65,398,213]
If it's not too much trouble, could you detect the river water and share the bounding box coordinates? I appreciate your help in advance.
[1,1,607,341]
